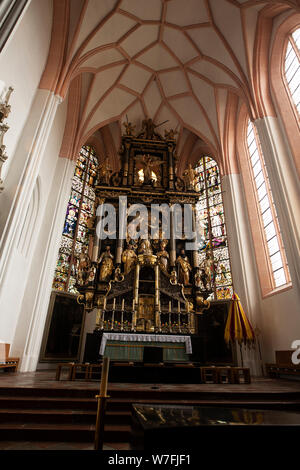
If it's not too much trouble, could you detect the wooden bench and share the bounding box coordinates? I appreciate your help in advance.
[0,357,19,373]
[231,367,251,384]
[200,366,219,384]
[266,363,300,378]
[55,363,75,381]
[216,366,235,384]
[0,343,19,373]
[266,350,300,379]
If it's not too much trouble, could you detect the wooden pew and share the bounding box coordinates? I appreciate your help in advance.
[0,343,19,373]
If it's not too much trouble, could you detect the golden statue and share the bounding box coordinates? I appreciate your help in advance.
[137,118,165,140]
[157,239,169,273]
[122,243,137,275]
[135,154,164,185]
[183,163,196,191]
[98,245,114,281]
[138,238,153,255]
[123,120,136,136]
[164,128,178,140]
[200,252,216,287]
[77,247,91,285]
[176,249,192,285]
[98,157,112,185]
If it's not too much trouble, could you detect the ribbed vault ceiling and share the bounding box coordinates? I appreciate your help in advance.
[50,0,299,162]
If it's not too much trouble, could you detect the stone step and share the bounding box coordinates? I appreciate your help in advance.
[0,408,132,425]
[0,423,131,442]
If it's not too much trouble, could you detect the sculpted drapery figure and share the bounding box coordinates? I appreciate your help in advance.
[157,239,169,273]
[98,157,112,185]
[137,118,163,140]
[138,238,153,255]
[176,249,192,285]
[183,163,196,191]
[98,245,114,281]
[135,154,164,185]
[77,247,91,286]
[122,243,137,275]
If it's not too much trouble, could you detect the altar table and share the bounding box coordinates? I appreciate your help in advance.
[99,333,192,362]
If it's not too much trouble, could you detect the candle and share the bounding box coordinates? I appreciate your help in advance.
[121,299,125,311]
[0,81,5,102]
[103,297,107,310]
[178,301,181,313]
[169,301,171,313]
[99,357,110,397]
[113,298,116,310]
[132,299,135,311]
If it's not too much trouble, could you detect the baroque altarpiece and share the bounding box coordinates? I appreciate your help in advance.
[42,120,234,364]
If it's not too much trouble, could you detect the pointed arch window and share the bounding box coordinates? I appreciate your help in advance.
[52,145,98,294]
[194,156,234,300]
[284,28,300,116]
[246,120,290,289]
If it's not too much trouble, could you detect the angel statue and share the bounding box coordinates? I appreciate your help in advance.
[183,163,196,191]
[98,245,114,281]
[164,128,178,141]
[98,157,112,185]
[135,154,164,184]
[137,118,168,140]
[123,119,136,137]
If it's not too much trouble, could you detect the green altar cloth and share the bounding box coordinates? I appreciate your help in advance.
[103,340,189,362]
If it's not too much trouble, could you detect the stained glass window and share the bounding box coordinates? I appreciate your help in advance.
[52,145,98,294]
[194,156,233,300]
[246,120,290,288]
[285,28,300,116]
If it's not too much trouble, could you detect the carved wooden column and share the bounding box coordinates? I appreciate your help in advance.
[122,140,131,186]
[154,263,161,331]
[169,204,176,267]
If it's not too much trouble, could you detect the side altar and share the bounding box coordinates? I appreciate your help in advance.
[76,119,232,363]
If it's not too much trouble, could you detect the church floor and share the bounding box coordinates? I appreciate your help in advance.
[0,370,300,392]
[0,370,299,451]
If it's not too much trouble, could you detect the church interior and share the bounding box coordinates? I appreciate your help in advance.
[0,0,299,451]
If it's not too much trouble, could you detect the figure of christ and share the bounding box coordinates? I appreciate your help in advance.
[135,154,164,185]
[176,249,192,286]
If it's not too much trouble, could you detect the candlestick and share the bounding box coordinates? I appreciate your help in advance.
[113,298,116,310]
[99,357,110,397]
[111,310,115,330]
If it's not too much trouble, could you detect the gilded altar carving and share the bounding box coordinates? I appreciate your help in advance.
[98,246,114,281]
[98,157,112,185]
[176,249,192,286]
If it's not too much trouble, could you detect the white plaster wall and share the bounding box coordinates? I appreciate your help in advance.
[260,288,300,363]
[0,0,53,180]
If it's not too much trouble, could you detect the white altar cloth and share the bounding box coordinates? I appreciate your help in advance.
[99,333,192,355]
